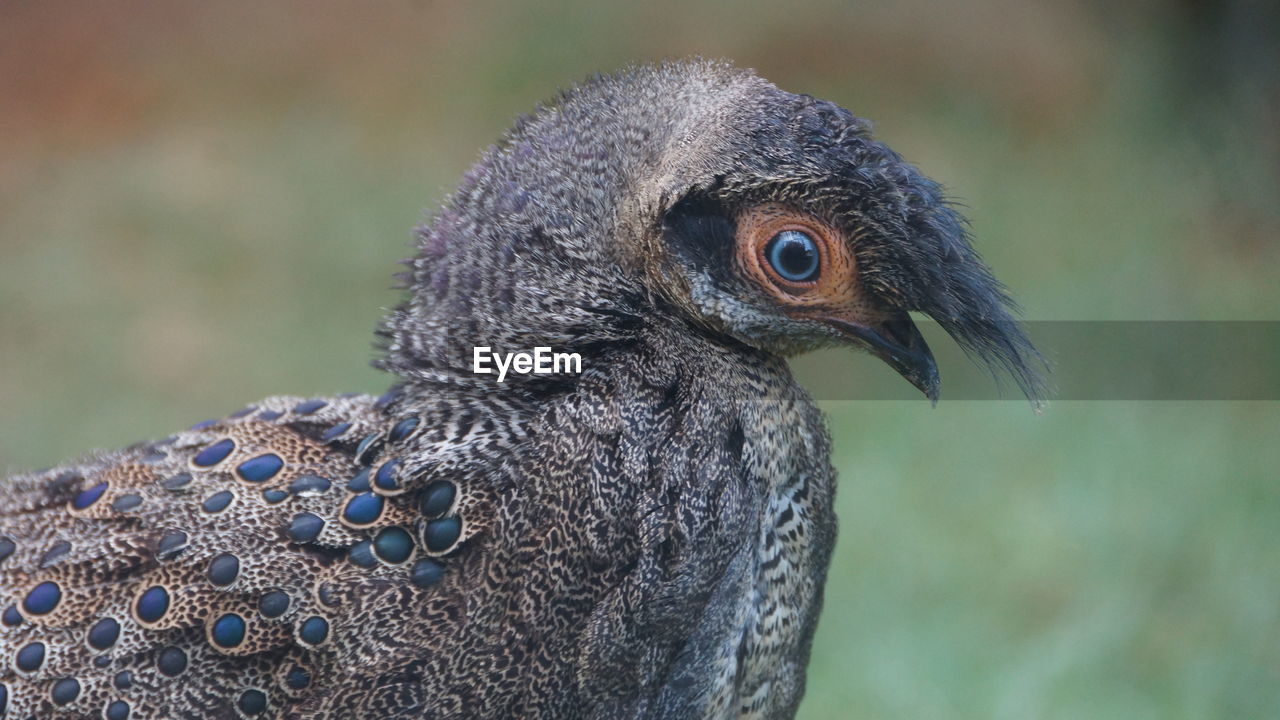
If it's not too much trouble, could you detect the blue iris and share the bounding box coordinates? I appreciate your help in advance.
[765,230,820,282]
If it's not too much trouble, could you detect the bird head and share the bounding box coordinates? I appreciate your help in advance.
[380,60,1044,403]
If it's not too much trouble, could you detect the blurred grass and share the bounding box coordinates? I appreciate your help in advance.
[808,401,1280,719]
[1,1,1277,717]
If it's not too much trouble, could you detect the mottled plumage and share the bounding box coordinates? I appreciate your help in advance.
[0,60,1041,719]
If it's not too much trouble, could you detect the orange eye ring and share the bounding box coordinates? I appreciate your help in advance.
[735,204,856,306]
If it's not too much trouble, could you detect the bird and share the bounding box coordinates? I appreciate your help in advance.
[0,59,1042,720]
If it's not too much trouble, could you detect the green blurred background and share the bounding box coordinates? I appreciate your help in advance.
[1,1,1277,717]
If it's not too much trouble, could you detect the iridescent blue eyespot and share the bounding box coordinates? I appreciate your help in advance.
[288,475,331,495]
[157,530,188,558]
[112,493,143,512]
[410,558,445,589]
[208,553,240,586]
[50,676,80,705]
[343,493,384,526]
[293,399,327,415]
[348,541,376,568]
[258,591,290,618]
[347,468,371,493]
[316,583,339,608]
[201,490,234,513]
[157,646,187,676]
[373,527,414,564]
[320,422,352,443]
[236,454,283,483]
[419,481,456,518]
[211,613,246,648]
[193,439,235,467]
[373,459,401,492]
[285,666,311,689]
[106,699,131,720]
[764,230,820,283]
[72,482,108,510]
[40,541,71,566]
[238,688,268,715]
[423,517,462,553]
[355,433,382,465]
[88,617,121,650]
[15,641,45,671]
[298,616,329,645]
[23,581,61,615]
[136,586,170,623]
[287,513,324,542]
[389,417,419,442]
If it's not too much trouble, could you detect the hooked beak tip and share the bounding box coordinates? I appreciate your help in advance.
[821,315,940,403]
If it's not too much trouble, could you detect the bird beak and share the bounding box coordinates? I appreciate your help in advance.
[821,314,940,403]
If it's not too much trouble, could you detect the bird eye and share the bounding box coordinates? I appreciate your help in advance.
[764,230,820,283]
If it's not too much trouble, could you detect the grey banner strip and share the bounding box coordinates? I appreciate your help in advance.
[792,321,1280,401]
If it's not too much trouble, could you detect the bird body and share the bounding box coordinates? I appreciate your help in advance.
[0,60,1039,719]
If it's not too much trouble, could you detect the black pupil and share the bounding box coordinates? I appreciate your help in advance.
[767,230,819,281]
